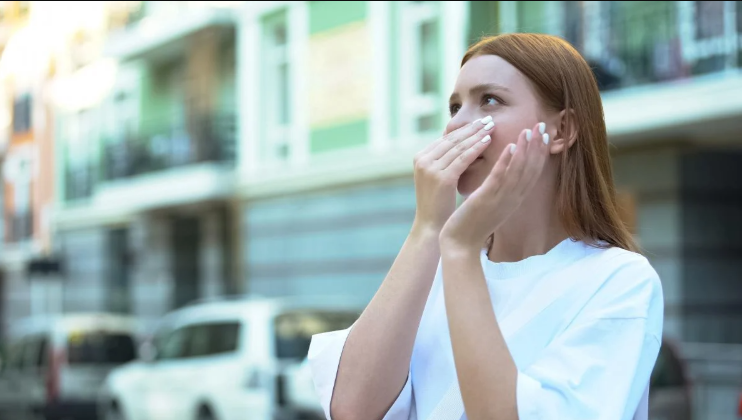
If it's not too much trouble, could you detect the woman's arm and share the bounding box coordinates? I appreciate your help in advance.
[441,245,519,420]
[440,241,663,420]
[331,225,440,420]
[331,119,496,420]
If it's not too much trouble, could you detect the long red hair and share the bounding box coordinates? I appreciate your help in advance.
[464,33,636,252]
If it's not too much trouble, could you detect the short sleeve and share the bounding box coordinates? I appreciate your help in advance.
[516,258,664,420]
[308,326,415,420]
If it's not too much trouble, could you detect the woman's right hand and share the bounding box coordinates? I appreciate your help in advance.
[412,116,496,233]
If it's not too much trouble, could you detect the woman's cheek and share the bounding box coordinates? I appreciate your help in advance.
[483,133,510,159]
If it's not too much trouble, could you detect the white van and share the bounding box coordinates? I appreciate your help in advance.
[0,313,139,420]
[98,296,360,420]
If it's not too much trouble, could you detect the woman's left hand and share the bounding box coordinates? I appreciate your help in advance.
[440,121,552,251]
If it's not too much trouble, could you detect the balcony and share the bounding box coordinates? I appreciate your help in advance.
[590,2,742,91]
[513,1,742,143]
[509,2,742,92]
[103,112,236,181]
[65,164,96,201]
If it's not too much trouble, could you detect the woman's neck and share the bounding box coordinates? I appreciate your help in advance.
[487,177,568,263]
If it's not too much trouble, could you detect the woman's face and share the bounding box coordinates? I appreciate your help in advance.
[446,54,556,196]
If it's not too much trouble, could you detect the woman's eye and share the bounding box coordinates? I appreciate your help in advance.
[449,104,461,116]
[483,95,499,106]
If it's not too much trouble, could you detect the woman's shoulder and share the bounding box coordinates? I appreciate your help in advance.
[581,242,658,279]
[578,243,663,322]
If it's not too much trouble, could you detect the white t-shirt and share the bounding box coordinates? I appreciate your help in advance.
[309,238,664,420]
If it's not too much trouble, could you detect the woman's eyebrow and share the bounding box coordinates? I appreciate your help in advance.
[449,83,512,104]
[470,83,511,96]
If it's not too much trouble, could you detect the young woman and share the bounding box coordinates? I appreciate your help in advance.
[308,33,664,420]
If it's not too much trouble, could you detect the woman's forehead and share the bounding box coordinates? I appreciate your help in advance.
[453,55,530,96]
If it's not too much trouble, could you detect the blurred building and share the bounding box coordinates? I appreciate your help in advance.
[52,1,240,327]
[0,1,63,338]
[5,1,740,418]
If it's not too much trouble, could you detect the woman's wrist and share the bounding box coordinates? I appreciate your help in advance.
[410,220,442,241]
[439,234,482,259]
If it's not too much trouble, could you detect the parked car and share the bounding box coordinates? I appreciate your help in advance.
[649,338,692,420]
[281,357,322,417]
[0,313,139,420]
[98,296,361,420]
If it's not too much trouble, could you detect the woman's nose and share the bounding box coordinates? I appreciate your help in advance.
[444,111,477,135]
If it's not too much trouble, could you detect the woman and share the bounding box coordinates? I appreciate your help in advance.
[308,33,663,420]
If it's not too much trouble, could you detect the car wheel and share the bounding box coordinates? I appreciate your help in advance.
[104,404,126,420]
[196,406,216,420]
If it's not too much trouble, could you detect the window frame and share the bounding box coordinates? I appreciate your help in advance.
[398,1,443,141]
[261,8,293,165]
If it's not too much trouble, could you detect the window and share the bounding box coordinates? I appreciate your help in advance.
[157,321,242,360]
[157,327,188,361]
[12,95,32,134]
[67,332,136,365]
[205,322,241,355]
[182,322,241,358]
[399,1,442,138]
[262,10,292,162]
[274,311,359,360]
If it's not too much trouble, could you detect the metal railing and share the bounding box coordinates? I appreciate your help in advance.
[102,112,236,181]
[65,165,96,201]
[512,1,742,91]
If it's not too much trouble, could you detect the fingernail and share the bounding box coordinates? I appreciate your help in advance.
[509,144,516,154]
[543,133,550,145]
[525,129,532,141]
[484,121,495,130]
[538,122,546,135]
[480,115,493,124]
[481,135,491,143]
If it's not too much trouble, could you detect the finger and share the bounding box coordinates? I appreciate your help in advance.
[444,132,493,176]
[436,123,495,169]
[519,122,550,187]
[529,121,550,157]
[503,128,531,189]
[426,116,494,160]
[483,141,515,189]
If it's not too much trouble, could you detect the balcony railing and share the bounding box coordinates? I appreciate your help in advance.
[103,112,236,181]
[512,1,742,91]
[65,164,96,201]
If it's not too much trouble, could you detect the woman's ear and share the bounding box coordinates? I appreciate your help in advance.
[550,109,578,155]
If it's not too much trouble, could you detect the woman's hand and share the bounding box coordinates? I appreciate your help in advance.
[412,117,496,234]
[440,122,551,250]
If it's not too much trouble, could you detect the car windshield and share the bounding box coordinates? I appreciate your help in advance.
[67,331,136,365]
[274,310,359,360]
